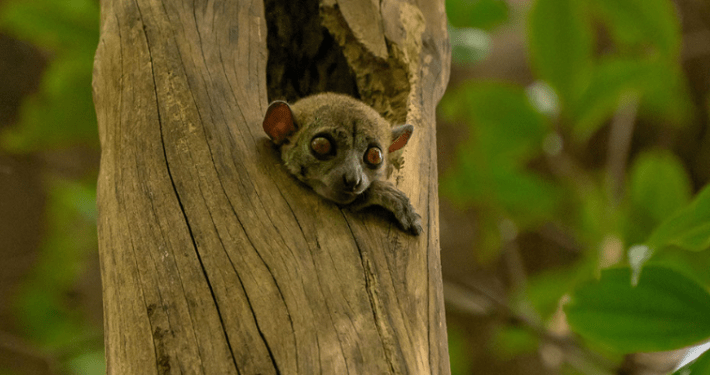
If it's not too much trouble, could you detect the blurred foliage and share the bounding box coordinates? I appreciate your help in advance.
[0,0,101,373]
[14,179,98,348]
[625,150,692,245]
[445,0,710,373]
[647,185,710,253]
[3,0,710,373]
[449,27,492,66]
[565,266,710,353]
[446,0,507,65]
[446,0,508,31]
[0,0,99,152]
[490,326,538,360]
[448,322,474,375]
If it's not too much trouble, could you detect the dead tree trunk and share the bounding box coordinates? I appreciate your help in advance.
[93,0,450,373]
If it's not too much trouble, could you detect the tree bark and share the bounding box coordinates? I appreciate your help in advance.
[93,0,450,373]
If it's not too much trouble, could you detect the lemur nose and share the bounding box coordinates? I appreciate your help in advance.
[343,173,362,191]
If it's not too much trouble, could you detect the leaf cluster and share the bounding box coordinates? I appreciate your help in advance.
[444,0,710,373]
[0,0,103,374]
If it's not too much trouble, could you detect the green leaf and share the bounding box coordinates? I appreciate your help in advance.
[593,0,681,60]
[491,166,561,224]
[446,0,508,30]
[574,182,620,249]
[460,82,549,164]
[450,27,492,65]
[565,266,710,353]
[438,81,549,175]
[0,0,100,153]
[625,150,692,245]
[524,265,582,320]
[672,346,710,375]
[572,59,649,141]
[629,151,692,225]
[528,0,593,108]
[0,0,99,53]
[572,59,690,142]
[491,326,539,359]
[1,53,98,152]
[652,248,710,288]
[647,184,710,252]
[638,65,693,127]
[440,82,560,224]
[69,349,106,375]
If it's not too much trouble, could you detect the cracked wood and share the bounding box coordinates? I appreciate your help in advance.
[94,0,450,373]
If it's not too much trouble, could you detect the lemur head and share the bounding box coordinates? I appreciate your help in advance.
[263,93,413,204]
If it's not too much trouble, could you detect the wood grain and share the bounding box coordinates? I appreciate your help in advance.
[94,0,450,373]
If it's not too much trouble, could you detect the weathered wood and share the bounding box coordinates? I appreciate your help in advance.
[93,0,450,373]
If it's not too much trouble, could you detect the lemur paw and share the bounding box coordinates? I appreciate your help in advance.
[394,199,422,236]
[351,182,422,236]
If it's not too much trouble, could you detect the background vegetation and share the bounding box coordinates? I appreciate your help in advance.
[442,0,710,374]
[0,0,708,374]
[0,0,102,374]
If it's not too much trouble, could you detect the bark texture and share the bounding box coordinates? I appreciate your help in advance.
[93,0,450,373]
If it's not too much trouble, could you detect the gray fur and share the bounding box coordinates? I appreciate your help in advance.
[263,93,422,235]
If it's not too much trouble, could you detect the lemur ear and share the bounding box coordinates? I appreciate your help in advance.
[263,101,297,144]
[389,124,413,153]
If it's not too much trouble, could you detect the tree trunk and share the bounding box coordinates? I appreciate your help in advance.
[93,0,450,373]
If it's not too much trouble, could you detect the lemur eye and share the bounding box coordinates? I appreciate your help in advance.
[310,136,333,158]
[364,147,383,166]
